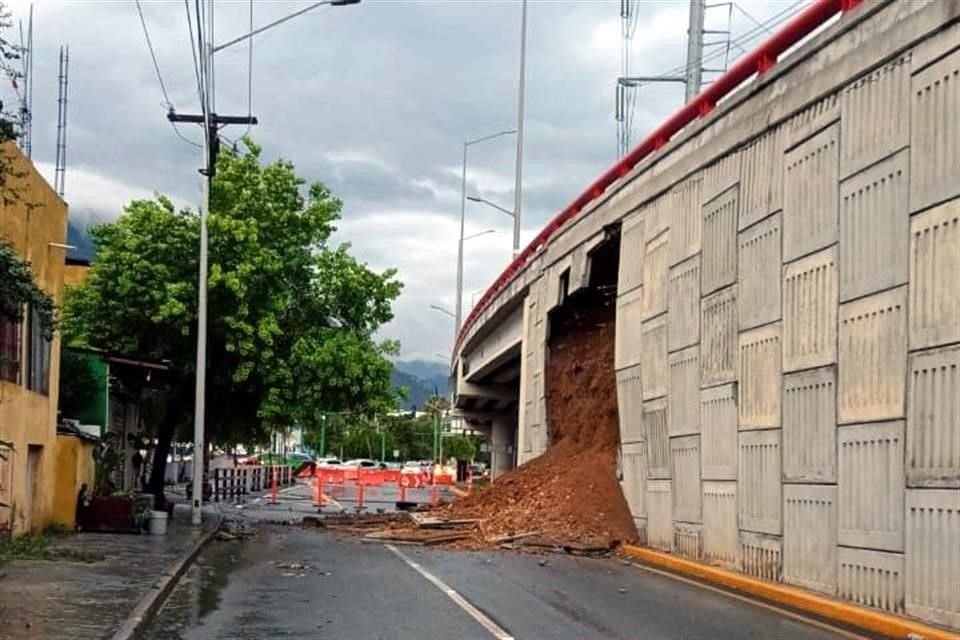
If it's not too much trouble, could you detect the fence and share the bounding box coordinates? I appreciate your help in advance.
[212,465,293,502]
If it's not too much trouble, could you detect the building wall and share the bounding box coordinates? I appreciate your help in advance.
[51,435,95,528]
[0,143,69,536]
[63,262,89,288]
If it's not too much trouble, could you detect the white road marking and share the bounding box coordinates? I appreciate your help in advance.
[385,544,514,640]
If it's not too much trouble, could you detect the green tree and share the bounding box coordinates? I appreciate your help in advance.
[442,434,476,462]
[64,140,402,504]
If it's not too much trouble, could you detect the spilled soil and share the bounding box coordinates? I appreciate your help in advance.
[439,289,637,550]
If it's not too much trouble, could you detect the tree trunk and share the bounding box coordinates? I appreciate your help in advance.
[147,381,191,510]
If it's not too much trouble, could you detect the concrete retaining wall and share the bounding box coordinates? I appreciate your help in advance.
[607,2,959,629]
[478,0,960,629]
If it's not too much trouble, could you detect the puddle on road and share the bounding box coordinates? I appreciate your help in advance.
[141,535,254,640]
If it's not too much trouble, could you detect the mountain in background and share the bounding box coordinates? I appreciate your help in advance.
[67,220,96,262]
[391,359,451,411]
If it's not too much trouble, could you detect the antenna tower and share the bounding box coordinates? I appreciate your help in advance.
[54,45,68,197]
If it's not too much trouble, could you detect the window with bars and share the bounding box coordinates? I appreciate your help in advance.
[0,314,20,383]
[26,307,51,395]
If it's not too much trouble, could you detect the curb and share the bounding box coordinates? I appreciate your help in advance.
[621,545,960,640]
[110,511,224,640]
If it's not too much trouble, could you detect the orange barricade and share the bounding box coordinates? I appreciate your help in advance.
[316,468,345,485]
[382,469,401,484]
[342,467,358,482]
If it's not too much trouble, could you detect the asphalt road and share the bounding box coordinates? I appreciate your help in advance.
[142,525,863,640]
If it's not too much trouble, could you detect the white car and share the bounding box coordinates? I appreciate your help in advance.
[342,458,383,469]
[315,457,342,467]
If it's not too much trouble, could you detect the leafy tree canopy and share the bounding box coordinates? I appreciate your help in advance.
[0,241,55,338]
[64,140,403,494]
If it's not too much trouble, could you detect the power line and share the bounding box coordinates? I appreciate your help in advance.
[135,0,172,108]
[134,0,201,148]
[185,0,203,105]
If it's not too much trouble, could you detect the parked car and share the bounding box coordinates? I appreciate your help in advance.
[316,457,343,467]
[343,458,387,469]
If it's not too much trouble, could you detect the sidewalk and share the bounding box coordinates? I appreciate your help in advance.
[0,504,218,640]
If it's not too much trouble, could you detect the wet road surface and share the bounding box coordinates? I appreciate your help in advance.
[143,525,862,640]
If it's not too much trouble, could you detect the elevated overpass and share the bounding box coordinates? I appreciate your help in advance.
[453,0,959,631]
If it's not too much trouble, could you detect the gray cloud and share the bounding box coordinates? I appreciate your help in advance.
[7,0,803,361]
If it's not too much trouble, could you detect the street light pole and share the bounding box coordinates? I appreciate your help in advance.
[171,0,357,527]
[455,132,514,334]
[512,0,528,258]
[189,0,214,528]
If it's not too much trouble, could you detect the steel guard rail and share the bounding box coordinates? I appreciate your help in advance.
[454,0,863,355]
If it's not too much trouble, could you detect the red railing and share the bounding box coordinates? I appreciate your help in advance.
[454,0,862,353]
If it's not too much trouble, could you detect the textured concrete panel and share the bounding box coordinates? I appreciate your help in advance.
[674,522,703,560]
[669,177,703,266]
[647,479,673,551]
[738,213,782,330]
[910,51,960,213]
[784,123,839,262]
[840,54,910,178]
[738,531,782,583]
[671,435,702,523]
[739,324,782,429]
[616,365,644,444]
[702,153,741,204]
[702,186,739,296]
[701,285,737,386]
[783,94,838,151]
[783,367,837,483]
[701,384,738,481]
[740,129,783,230]
[838,421,905,552]
[784,484,837,595]
[668,255,701,351]
[738,429,782,535]
[645,398,670,479]
[703,481,737,567]
[621,441,648,519]
[669,345,700,437]
[839,150,910,302]
[838,287,907,423]
[907,345,960,487]
[909,199,960,350]
[642,230,669,320]
[838,547,905,615]
[641,313,668,400]
[905,489,960,628]
[618,213,644,295]
[615,287,644,370]
[783,246,838,372]
[634,518,648,548]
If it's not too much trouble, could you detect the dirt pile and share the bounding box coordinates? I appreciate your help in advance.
[440,292,637,549]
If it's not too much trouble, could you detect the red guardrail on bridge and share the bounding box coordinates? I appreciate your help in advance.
[454,0,863,354]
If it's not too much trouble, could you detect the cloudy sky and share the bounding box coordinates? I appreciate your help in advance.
[5,0,805,361]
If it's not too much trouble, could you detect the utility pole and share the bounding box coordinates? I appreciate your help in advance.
[684,0,706,102]
[168,1,257,527]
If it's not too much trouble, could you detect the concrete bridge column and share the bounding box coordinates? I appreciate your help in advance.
[490,417,516,480]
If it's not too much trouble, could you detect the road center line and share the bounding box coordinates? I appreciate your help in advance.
[385,544,515,640]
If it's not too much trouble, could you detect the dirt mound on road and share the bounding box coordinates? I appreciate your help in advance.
[441,293,637,549]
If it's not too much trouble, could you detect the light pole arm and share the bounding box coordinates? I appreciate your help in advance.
[467,196,514,219]
[213,0,359,53]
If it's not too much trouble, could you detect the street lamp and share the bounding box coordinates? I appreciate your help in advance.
[467,195,514,220]
[184,0,359,527]
[213,0,360,53]
[430,304,455,319]
[457,131,515,337]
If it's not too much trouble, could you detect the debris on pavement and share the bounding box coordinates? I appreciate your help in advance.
[434,301,638,552]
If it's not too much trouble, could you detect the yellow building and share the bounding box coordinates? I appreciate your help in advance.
[0,142,71,536]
